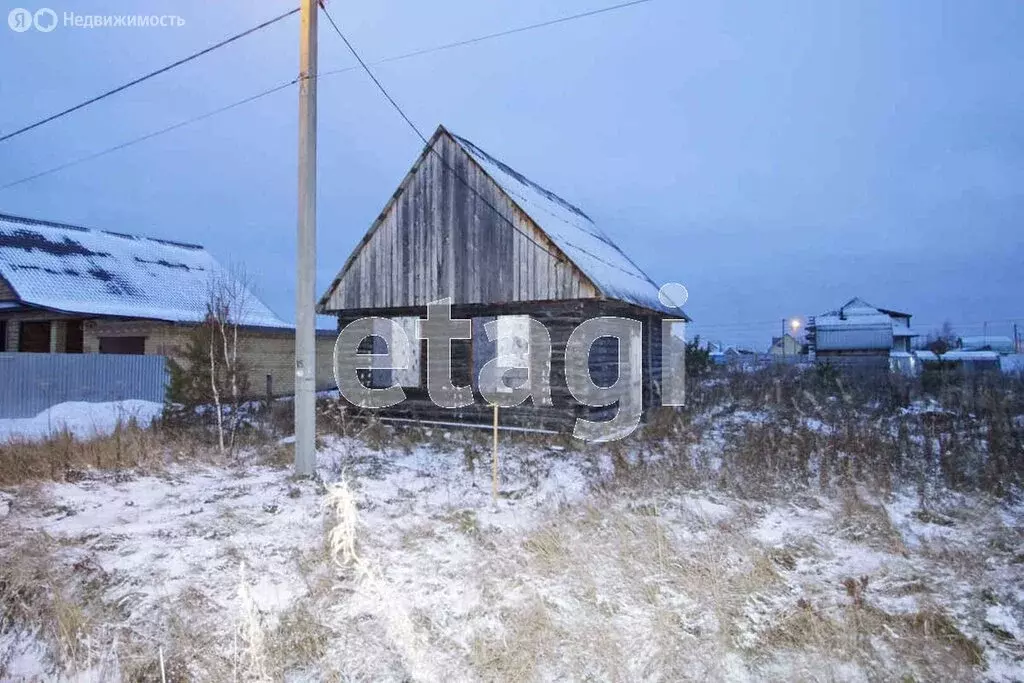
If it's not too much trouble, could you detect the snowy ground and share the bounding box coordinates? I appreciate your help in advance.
[0,429,1022,681]
[0,400,163,441]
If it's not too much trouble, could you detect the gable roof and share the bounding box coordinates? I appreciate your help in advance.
[0,212,289,328]
[319,126,685,317]
[827,297,911,319]
[449,131,678,315]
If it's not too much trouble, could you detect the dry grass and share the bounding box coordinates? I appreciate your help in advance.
[0,422,163,486]
[264,600,333,674]
[0,530,118,678]
[762,601,982,681]
[0,422,231,487]
[0,369,1019,681]
[834,488,908,555]
[469,595,562,681]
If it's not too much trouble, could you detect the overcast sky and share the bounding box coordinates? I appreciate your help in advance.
[2,0,1022,349]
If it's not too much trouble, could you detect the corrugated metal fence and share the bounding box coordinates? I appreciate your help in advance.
[0,353,168,418]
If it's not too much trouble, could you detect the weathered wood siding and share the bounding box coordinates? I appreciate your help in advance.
[0,275,16,301]
[333,301,665,431]
[321,132,599,312]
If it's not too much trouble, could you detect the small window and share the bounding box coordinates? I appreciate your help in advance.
[0,320,6,352]
[392,317,421,388]
[356,334,390,389]
[19,321,51,353]
[98,336,146,355]
[65,320,84,354]
[474,316,531,395]
[588,336,621,388]
[450,337,473,389]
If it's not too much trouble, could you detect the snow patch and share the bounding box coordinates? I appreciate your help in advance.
[0,399,163,441]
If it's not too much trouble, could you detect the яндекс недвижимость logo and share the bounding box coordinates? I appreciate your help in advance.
[8,8,57,32]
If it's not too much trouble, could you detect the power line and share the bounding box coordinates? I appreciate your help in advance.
[0,8,299,144]
[320,0,656,78]
[321,4,661,285]
[1,0,658,192]
[321,9,428,141]
[321,7,561,266]
[0,81,297,191]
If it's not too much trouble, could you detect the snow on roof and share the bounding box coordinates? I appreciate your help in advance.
[892,327,920,337]
[0,213,289,328]
[814,313,894,329]
[915,350,1000,362]
[821,297,911,322]
[451,132,681,316]
[959,336,1014,352]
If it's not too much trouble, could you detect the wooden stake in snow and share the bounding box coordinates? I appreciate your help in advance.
[492,404,499,506]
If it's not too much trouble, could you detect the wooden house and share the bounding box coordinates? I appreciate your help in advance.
[318,126,688,429]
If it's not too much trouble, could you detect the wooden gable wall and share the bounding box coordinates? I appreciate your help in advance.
[320,132,600,312]
[0,275,17,301]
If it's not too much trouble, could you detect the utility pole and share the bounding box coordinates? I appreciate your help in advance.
[294,0,318,476]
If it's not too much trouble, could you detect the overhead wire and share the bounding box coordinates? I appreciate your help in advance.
[319,0,655,79]
[320,4,662,285]
[0,8,300,144]
[1,0,657,197]
[0,81,298,191]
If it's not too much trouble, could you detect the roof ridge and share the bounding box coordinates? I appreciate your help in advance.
[0,211,205,251]
[448,132,595,223]
[448,131,669,298]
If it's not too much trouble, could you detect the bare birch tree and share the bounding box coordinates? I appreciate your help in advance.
[205,266,252,456]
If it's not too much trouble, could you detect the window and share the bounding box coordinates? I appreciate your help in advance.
[356,334,384,388]
[0,321,6,352]
[588,335,620,388]
[392,317,421,388]
[19,321,50,353]
[98,336,145,355]
[474,316,531,395]
[451,336,473,389]
[65,320,84,353]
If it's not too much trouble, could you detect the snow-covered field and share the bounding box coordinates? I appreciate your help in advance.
[0,400,162,441]
[1,425,1022,682]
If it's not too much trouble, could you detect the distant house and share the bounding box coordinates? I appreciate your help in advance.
[768,333,801,357]
[0,212,335,396]
[807,297,919,374]
[959,335,1015,355]
[318,125,687,428]
[914,350,1001,374]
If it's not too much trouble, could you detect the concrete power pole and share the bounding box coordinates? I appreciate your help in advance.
[294,0,318,476]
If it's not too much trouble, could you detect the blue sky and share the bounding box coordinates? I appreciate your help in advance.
[2,0,1022,349]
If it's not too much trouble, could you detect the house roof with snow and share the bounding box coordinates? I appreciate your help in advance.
[814,297,915,330]
[451,132,677,315]
[959,335,1015,353]
[319,126,685,318]
[0,213,289,328]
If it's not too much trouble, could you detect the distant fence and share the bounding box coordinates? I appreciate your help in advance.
[0,353,168,419]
